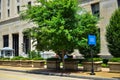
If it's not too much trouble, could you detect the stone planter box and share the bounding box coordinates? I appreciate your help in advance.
[0,60,45,68]
[10,60,21,67]
[0,60,3,65]
[20,60,33,67]
[64,60,79,70]
[108,62,120,72]
[32,60,45,68]
[47,60,60,69]
[1,60,11,66]
[82,62,102,72]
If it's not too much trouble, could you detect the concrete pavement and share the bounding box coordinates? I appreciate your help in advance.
[0,66,119,80]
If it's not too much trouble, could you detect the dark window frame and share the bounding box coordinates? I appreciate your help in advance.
[7,0,10,7]
[0,12,1,19]
[117,0,120,7]
[0,0,1,10]
[91,2,100,17]
[12,34,19,56]
[23,35,31,54]
[17,0,20,3]
[3,35,9,47]
[8,9,10,17]
[17,5,20,14]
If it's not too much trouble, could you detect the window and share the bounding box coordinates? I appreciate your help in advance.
[0,0,1,10]
[91,3,99,17]
[7,0,10,6]
[117,0,120,7]
[12,34,19,56]
[8,9,10,17]
[17,0,20,3]
[0,12,1,19]
[28,1,31,8]
[3,35,9,47]
[17,6,20,14]
[28,1,31,6]
[23,35,31,54]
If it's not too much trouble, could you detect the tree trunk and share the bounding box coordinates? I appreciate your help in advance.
[62,50,65,70]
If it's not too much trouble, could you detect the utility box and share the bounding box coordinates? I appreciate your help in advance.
[0,47,14,58]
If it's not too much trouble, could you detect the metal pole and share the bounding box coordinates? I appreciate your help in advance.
[90,47,95,75]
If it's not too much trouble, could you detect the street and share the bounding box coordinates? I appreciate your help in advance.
[0,70,90,80]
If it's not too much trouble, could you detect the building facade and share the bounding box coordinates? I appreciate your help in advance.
[0,0,120,56]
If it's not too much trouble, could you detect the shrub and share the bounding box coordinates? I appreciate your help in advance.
[32,57,44,60]
[64,58,79,61]
[11,56,24,60]
[28,50,41,59]
[101,63,109,68]
[102,59,109,64]
[106,8,120,57]
[11,56,31,60]
[0,58,10,60]
[83,58,102,62]
[47,57,60,61]
[109,58,120,62]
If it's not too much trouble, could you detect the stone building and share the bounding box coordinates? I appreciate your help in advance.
[0,0,120,57]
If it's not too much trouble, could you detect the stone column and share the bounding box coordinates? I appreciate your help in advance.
[99,0,118,58]
[9,34,12,48]
[19,32,23,56]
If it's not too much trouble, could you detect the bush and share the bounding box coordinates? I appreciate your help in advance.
[47,57,60,61]
[109,58,120,62]
[64,58,79,61]
[21,57,31,60]
[11,56,31,60]
[11,56,24,60]
[83,58,102,62]
[101,63,109,68]
[28,50,41,59]
[102,59,109,64]
[32,57,44,60]
[0,58,10,60]
[106,8,120,57]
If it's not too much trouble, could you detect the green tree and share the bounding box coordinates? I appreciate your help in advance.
[106,8,120,57]
[21,0,100,67]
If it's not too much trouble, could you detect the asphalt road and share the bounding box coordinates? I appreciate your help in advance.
[0,70,90,80]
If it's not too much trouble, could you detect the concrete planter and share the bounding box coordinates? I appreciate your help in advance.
[82,62,102,72]
[64,60,79,70]
[47,60,60,69]
[32,60,45,68]
[108,62,120,72]
[0,60,11,66]
[0,60,3,65]
[20,60,33,67]
[0,60,45,68]
[11,60,21,67]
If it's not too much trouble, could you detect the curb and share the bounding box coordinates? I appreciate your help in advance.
[0,68,119,80]
[27,71,119,80]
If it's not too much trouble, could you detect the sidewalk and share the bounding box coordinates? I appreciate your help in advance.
[0,66,119,80]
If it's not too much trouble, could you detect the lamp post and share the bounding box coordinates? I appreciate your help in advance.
[88,34,96,75]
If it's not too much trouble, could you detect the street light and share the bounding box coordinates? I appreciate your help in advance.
[88,34,96,75]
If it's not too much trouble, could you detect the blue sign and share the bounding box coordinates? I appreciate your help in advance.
[88,34,96,46]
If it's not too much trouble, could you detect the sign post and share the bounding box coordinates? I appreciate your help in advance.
[88,34,96,75]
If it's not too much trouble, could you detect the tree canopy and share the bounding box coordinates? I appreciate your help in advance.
[21,0,100,58]
[106,8,120,57]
